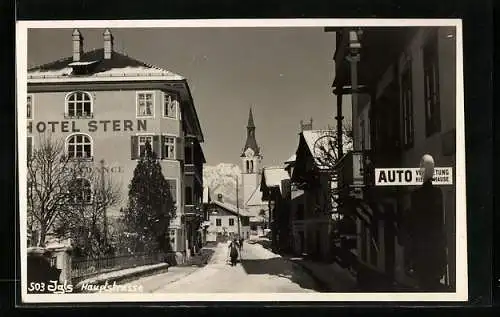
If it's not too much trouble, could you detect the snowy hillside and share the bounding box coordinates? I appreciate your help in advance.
[203,163,244,206]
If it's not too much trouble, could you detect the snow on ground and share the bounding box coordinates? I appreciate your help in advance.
[153,242,318,293]
[76,263,167,288]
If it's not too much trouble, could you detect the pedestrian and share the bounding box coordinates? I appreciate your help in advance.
[228,238,239,266]
[239,237,244,251]
[404,154,447,291]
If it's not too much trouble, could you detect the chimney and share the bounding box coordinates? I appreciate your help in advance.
[300,118,313,131]
[72,29,84,62]
[103,28,114,60]
[217,194,223,202]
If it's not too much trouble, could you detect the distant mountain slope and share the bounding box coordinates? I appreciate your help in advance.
[203,163,243,206]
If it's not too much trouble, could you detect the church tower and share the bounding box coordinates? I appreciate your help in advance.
[241,107,262,208]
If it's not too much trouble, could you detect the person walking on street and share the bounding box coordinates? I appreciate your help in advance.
[228,239,239,266]
[239,237,244,251]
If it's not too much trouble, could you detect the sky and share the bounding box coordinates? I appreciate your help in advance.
[27,27,352,167]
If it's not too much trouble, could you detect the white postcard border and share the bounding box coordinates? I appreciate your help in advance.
[16,18,467,303]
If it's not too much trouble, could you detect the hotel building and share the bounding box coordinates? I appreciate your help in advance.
[26,29,206,260]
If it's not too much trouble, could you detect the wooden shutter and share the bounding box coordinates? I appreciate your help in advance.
[152,135,160,159]
[130,136,138,160]
[27,137,32,161]
[160,136,166,159]
[176,137,184,161]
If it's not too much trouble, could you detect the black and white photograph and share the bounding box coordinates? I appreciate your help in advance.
[16,19,466,303]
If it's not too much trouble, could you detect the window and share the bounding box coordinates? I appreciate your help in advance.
[185,186,193,205]
[216,219,222,226]
[138,135,153,157]
[66,134,92,159]
[27,136,33,161]
[69,178,92,204]
[229,218,235,226]
[401,63,414,148]
[162,136,175,159]
[250,161,254,173]
[27,95,33,120]
[423,31,441,137]
[137,92,154,117]
[163,93,178,119]
[165,179,177,205]
[66,92,92,118]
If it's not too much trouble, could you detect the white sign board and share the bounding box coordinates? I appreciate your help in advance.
[375,167,453,186]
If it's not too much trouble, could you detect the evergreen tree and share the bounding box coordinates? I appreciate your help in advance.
[123,141,176,254]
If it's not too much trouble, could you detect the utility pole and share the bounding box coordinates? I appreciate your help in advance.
[236,176,241,238]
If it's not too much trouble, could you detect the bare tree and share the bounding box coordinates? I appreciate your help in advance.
[27,134,81,247]
[54,162,122,258]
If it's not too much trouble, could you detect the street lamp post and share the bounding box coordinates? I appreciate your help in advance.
[346,28,363,152]
[235,176,241,238]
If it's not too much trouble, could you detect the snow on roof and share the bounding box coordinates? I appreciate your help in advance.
[284,154,296,164]
[211,200,251,217]
[302,130,336,170]
[27,49,185,83]
[263,167,290,192]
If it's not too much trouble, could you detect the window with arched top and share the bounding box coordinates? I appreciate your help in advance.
[250,160,254,173]
[69,178,92,204]
[66,133,93,159]
[66,91,93,118]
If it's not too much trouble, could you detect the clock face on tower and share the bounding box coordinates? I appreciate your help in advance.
[244,148,255,158]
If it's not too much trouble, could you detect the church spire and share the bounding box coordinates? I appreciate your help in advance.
[241,107,260,157]
[247,107,255,129]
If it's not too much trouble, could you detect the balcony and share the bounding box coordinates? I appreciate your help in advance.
[184,163,203,182]
[334,150,374,191]
[184,205,203,219]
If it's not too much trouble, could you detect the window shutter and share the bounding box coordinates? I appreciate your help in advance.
[153,135,160,159]
[176,137,184,161]
[27,137,32,161]
[131,136,138,160]
[160,136,166,159]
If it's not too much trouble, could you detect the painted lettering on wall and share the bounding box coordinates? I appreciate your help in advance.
[67,165,125,174]
[375,167,453,186]
[27,120,147,134]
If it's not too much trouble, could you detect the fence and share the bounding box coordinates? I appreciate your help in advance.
[71,252,163,284]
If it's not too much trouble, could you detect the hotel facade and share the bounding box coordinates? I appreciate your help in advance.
[26,29,205,260]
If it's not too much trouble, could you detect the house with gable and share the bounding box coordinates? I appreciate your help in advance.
[204,194,251,242]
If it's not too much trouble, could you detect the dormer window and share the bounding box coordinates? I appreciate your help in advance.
[66,91,93,118]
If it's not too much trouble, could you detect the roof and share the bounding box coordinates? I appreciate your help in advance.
[284,154,296,164]
[211,200,251,217]
[301,130,336,170]
[247,107,255,128]
[262,167,290,192]
[241,107,260,157]
[27,48,185,82]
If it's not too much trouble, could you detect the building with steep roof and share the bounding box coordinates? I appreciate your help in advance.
[204,194,251,242]
[239,107,268,231]
[26,29,205,262]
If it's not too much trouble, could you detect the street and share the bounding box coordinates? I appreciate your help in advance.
[118,241,319,293]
